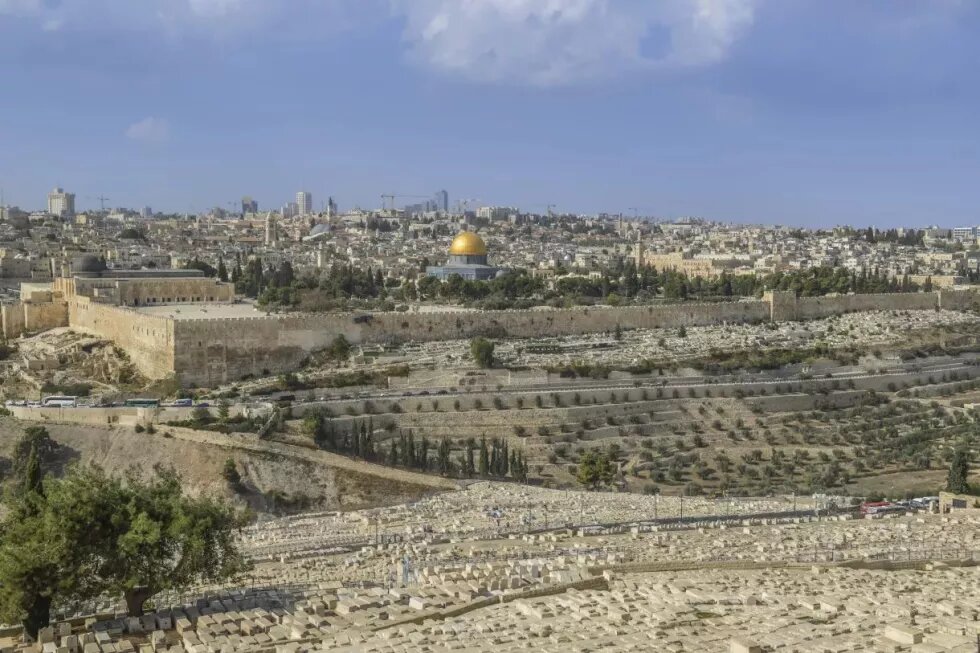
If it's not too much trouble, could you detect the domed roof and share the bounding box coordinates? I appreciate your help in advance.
[72,254,106,273]
[449,231,487,256]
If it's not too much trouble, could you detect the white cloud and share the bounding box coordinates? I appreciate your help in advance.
[2,0,763,86]
[389,0,762,85]
[125,117,170,144]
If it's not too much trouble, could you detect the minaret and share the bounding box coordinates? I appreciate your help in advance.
[265,212,277,246]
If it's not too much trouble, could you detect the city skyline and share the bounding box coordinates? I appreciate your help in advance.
[2,1,980,226]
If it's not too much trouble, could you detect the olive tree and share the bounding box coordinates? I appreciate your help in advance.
[0,460,250,640]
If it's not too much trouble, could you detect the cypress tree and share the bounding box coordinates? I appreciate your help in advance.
[946,448,970,494]
[478,437,489,477]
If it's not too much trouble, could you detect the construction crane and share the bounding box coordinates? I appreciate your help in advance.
[455,198,479,215]
[379,193,430,213]
[96,195,110,213]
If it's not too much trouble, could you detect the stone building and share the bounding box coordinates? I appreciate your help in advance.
[426,231,504,281]
[53,255,233,307]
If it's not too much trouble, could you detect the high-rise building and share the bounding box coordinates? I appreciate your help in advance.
[47,187,75,218]
[242,196,258,214]
[434,190,449,213]
[296,191,312,216]
[140,206,153,219]
[326,196,338,218]
[281,202,298,219]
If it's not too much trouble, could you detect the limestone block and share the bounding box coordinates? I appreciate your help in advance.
[139,616,156,633]
[884,624,923,645]
[909,643,945,653]
[729,638,762,653]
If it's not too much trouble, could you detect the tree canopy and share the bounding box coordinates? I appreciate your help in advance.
[946,447,971,494]
[577,451,616,490]
[470,338,495,369]
[0,428,249,640]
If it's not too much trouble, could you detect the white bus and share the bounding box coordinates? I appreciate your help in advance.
[42,395,78,407]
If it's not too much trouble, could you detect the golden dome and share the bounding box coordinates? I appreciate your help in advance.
[449,231,487,256]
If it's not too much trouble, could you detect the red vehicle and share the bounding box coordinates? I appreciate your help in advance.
[860,501,901,516]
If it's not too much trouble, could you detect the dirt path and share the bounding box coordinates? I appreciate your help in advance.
[161,426,460,491]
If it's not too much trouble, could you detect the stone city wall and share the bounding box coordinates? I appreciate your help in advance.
[12,288,975,386]
[767,290,941,321]
[170,301,771,386]
[0,303,26,339]
[68,299,175,380]
[938,288,980,311]
[167,290,980,386]
[0,299,69,338]
[23,299,69,332]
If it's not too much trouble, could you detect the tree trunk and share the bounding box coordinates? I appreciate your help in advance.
[22,594,51,643]
[125,587,154,617]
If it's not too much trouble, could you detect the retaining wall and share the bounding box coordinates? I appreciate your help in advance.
[7,288,976,386]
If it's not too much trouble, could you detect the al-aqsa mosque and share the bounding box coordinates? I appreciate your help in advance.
[426,231,505,281]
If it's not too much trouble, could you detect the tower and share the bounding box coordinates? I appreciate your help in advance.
[47,187,75,218]
[265,212,277,246]
[296,191,312,216]
[434,190,448,213]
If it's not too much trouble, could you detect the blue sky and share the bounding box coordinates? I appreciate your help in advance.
[1,0,979,227]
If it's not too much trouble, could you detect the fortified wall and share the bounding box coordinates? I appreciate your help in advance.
[171,300,772,386]
[0,290,69,339]
[170,289,979,387]
[4,287,979,387]
[68,298,175,379]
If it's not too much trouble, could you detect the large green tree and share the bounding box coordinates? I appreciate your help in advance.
[576,451,615,490]
[946,447,971,494]
[48,465,250,616]
[0,461,250,640]
[470,338,495,369]
[0,430,90,641]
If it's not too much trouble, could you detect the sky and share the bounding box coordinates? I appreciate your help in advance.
[1,0,979,227]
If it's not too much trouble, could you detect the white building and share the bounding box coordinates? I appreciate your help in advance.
[952,226,976,241]
[296,191,312,216]
[281,202,298,219]
[47,187,75,218]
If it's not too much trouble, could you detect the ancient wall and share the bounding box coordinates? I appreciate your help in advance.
[938,289,980,312]
[0,303,25,339]
[769,290,941,321]
[166,290,980,386]
[10,287,969,386]
[23,299,68,332]
[68,299,175,379]
[0,300,68,338]
[169,302,770,386]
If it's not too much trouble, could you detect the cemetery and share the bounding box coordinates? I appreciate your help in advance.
[3,479,977,652]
